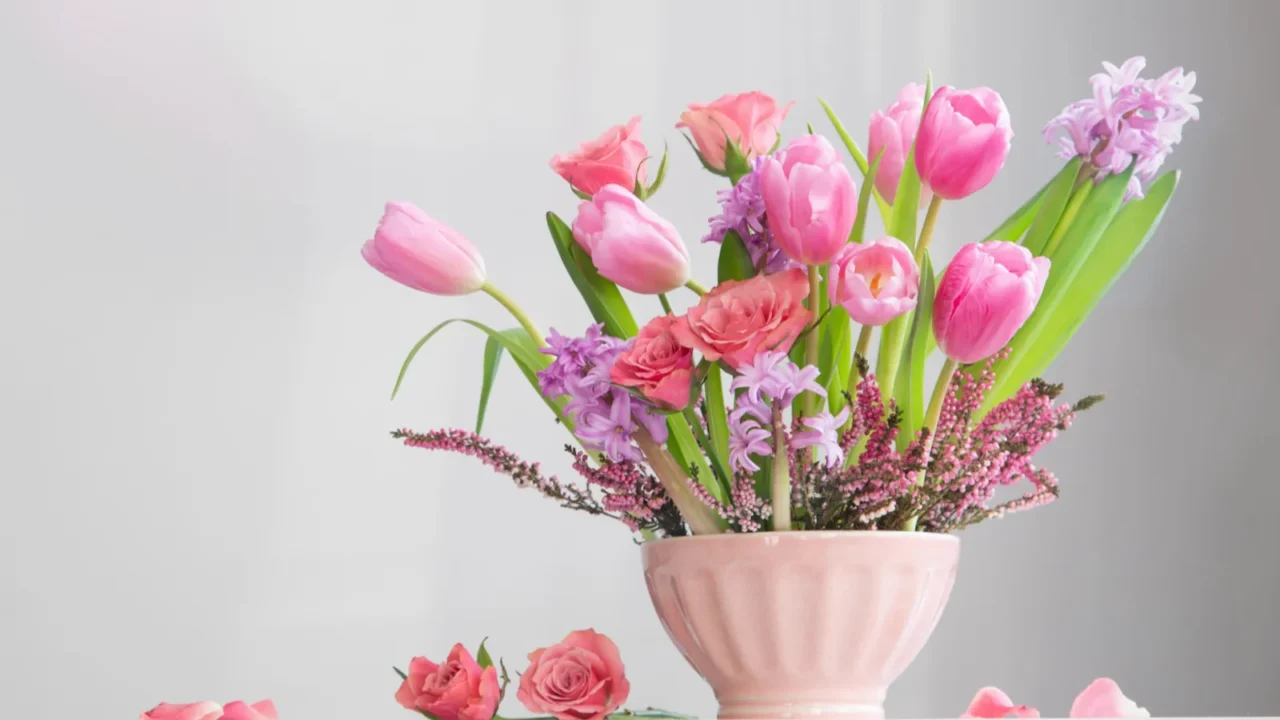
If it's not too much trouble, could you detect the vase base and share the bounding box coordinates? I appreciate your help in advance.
[718,700,885,720]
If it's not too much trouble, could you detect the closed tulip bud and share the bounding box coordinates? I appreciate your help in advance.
[759,134,858,266]
[571,185,691,294]
[933,241,1049,364]
[868,83,931,204]
[828,236,919,326]
[915,86,1013,200]
[361,202,486,296]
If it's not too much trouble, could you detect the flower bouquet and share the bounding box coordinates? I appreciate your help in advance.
[364,57,1198,720]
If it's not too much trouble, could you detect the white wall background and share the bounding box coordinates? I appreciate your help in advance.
[3,0,1279,717]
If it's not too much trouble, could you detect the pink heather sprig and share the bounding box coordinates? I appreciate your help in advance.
[567,447,672,531]
[1043,56,1200,199]
[687,471,772,533]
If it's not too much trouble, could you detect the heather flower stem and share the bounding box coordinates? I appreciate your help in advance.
[684,279,709,296]
[634,425,723,535]
[902,357,959,531]
[842,325,874,432]
[770,402,792,531]
[914,195,944,263]
[480,283,545,348]
[804,264,823,417]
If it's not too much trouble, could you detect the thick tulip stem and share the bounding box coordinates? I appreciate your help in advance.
[770,402,792,531]
[481,283,544,348]
[915,195,944,262]
[901,357,959,531]
[805,264,822,416]
[634,426,723,536]
[684,279,709,297]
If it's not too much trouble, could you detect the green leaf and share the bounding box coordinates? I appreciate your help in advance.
[644,142,670,198]
[821,306,852,414]
[985,174,1053,241]
[1020,157,1084,255]
[818,96,892,223]
[1043,180,1094,259]
[1024,171,1180,380]
[392,318,571,432]
[476,335,506,433]
[849,150,883,245]
[703,365,732,481]
[896,251,936,449]
[806,121,816,134]
[477,638,494,669]
[983,165,1137,412]
[718,229,756,282]
[666,416,730,507]
[547,212,639,338]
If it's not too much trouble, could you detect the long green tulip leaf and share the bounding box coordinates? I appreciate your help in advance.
[1020,158,1084,255]
[476,334,506,433]
[850,150,883,245]
[818,97,892,223]
[897,251,936,449]
[985,174,1054,242]
[547,212,639,338]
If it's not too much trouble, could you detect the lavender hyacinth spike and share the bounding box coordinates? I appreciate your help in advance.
[703,155,796,273]
[575,390,642,462]
[792,408,850,468]
[731,350,790,405]
[729,415,773,473]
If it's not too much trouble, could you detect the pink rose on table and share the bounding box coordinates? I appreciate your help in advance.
[759,134,858,265]
[1069,678,1149,718]
[828,236,919,326]
[571,185,691,294]
[677,91,792,172]
[517,629,630,720]
[362,202,487,296]
[140,700,277,720]
[611,315,694,411]
[395,644,501,720]
[868,82,931,204]
[915,86,1013,200]
[670,268,811,370]
[933,241,1049,364]
[550,116,649,197]
[962,687,1039,718]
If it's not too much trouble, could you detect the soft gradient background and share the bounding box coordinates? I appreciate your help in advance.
[3,0,1278,717]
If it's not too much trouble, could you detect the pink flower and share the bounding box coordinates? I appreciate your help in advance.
[140,701,276,720]
[828,236,919,326]
[868,83,932,204]
[362,202,487,296]
[759,134,858,265]
[395,644,501,720]
[933,241,1049,364]
[516,629,630,720]
[571,185,691,294]
[1070,678,1149,718]
[611,314,694,411]
[550,116,649,196]
[915,86,1013,200]
[670,268,811,370]
[962,687,1039,718]
[677,91,792,172]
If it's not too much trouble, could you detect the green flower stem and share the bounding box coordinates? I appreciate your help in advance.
[901,357,958,531]
[658,292,674,315]
[805,264,822,416]
[634,425,722,535]
[770,402,792,531]
[915,195,944,263]
[685,279,709,296]
[481,283,544,348]
[1041,180,1094,258]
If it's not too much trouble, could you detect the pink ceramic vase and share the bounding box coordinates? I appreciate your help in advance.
[642,531,960,720]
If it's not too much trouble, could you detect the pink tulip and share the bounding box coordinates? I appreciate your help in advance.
[915,86,1013,200]
[550,116,649,196]
[362,202,487,296]
[677,91,792,172]
[1070,678,1149,718]
[571,184,691,294]
[868,83,932,205]
[962,687,1040,718]
[828,236,919,326]
[933,241,1049,364]
[759,135,858,266]
[140,700,277,720]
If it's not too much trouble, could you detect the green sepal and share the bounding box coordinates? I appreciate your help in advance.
[641,142,670,199]
[476,638,495,669]
[681,132,728,177]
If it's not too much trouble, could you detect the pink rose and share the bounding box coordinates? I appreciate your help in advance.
[868,82,932,205]
[670,268,811,370]
[611,314,694,410]
[516,629,630,720]
[395,644,501,720]
[677,91,792,172]
[140,701,276,720]
[1069,678,1149,718]
[962,688,1039,718]
[828,236,919,326]
[550,117,649,197]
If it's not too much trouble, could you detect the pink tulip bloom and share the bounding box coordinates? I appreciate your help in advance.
[362,202,486,296]
[1070,678,1149,718]
[828,236,919,326]
[677,91,792,171]
[550,116,649,196]
[962,687,1040,718]
[915,86,1013,200]
[571,184,691,294]
[140,700,277,720]
[759,134,858,266]
[933,241,1049,364]
[868,83,932,205]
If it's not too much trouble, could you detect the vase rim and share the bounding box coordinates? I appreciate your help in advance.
[642,529,959,547]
